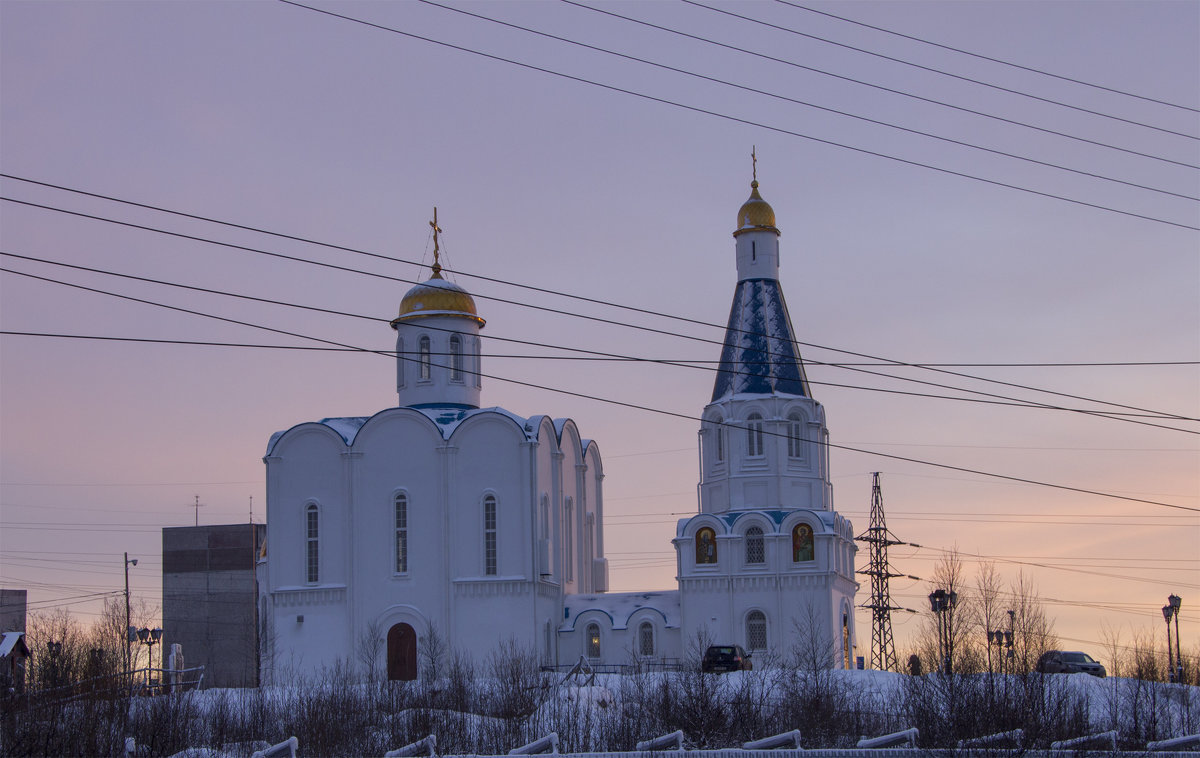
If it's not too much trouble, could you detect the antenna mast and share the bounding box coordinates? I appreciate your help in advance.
[855,473,903,671]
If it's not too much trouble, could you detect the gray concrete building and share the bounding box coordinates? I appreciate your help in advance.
[163,524,265,688]
[0,589,27,634]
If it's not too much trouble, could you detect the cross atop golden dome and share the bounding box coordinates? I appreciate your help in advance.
[391,208,485,328]
[734,147,779,237]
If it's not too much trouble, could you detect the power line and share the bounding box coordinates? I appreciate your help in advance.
[3,189,1195,426]
[416,0,1198,203]
[274,1,1199,230]
[775,1,1200,114]
[560,0,1200,170]
[5,267,1196,514]
[684,0,1200,141]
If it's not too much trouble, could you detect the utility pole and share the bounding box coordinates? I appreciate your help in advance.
[855,473,906,672]
[123,553,137,677]
[189,494,206,527]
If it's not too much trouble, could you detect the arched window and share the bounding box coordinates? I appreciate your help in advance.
[394,493,408,574]
[712,419,725,462]
[305,504,319,583]
[745,526,765,564]
[564,498,574,582]
[787,411,803,458]
[586,623,601,659]
[792,523,814,563]
[474,336,483,388]
[418,336,431,380]
[747,413,764,457]
[484,495,497,575]
[397,337,405,388]
[695,527,717,564]
[843,613,852,670]
[747,610,767,651]
[639,622,655,657]
[449,334,463,381]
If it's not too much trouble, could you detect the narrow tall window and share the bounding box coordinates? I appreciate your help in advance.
[394,493,408,573]
[449,334,463,381]
[792,523,815,563]
[305,504,319,583]
[747,610,767,650]
[747,413,764,457]
[586,623,601,659]
[397,337,405,388]
[695,527,718,564]
[564,498,574,582]
[474,337,483,388]
[484,495,497,575]
[787,411,803,458]
[639,622,654,657]
[745,526,765,564]
[418,336,431,380]
[714,420,725,462]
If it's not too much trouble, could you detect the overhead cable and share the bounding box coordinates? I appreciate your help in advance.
[3,176,1197,423]
[775,0,1200,114]
[274,0,1200,229]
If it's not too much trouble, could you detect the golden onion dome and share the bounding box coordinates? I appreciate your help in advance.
[733,180,779,237]
[391,267,485,328]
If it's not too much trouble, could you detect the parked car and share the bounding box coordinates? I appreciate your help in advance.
[702,645,752,673]
[1036,650,1106,677]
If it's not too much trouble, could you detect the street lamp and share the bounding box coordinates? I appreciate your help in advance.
[929,589,957,674]
[1163,604,1176,683]
[123,553,137,679]
[1168,595,1182,683]
[136,627,163,693]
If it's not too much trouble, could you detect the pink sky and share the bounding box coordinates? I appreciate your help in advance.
[1,0,1196,663]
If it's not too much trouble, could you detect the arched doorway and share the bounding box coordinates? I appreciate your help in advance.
[387,623,417,681]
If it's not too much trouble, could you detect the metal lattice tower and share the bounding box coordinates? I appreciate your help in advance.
[855,472,903,671]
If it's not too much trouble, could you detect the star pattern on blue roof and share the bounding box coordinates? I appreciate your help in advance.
[711,278,811,401]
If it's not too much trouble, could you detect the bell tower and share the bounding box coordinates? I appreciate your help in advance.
[390,209,486,409]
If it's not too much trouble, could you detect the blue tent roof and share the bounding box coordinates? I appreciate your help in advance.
[711,278,811,401]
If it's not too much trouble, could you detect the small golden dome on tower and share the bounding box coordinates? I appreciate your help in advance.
[734,180,778,237]
[391,270,485,328]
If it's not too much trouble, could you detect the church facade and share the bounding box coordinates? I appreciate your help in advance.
[258,175,857,682]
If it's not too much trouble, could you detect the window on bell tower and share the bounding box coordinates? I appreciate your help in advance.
[747,413,764,457]
[418,336,431,380]
[449,334,463,382]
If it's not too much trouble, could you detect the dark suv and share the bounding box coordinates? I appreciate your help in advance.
[1036,650,1106,677]
[702,645,752,673]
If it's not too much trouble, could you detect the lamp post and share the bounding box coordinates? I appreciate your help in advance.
[123,553,138,680]
[1168,595,1182,683]
[137,627,163,694]
[1163,604,1175,682]
[929,589,957,674]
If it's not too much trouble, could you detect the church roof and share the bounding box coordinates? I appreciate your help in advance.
[266,407,596,457]
[711,278,811,401]
[560,591,681,632]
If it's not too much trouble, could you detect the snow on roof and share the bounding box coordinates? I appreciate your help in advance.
[561,591,680,631]
[711,278,811,401]
[676,508,836,536]
[0,632,29,658]
[266,405,602,456]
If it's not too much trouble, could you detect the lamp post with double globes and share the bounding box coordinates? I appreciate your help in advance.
[1168,595,1183,683]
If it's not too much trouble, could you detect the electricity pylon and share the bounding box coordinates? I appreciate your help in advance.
[855,472,903,672]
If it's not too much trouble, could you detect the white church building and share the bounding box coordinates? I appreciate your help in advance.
[258,173,858,682]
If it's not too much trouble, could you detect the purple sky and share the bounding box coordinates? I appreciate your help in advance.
[2,0,1197,661]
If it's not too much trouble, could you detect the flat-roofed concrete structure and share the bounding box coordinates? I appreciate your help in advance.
[0,589,27,634]
[163,524,265,688]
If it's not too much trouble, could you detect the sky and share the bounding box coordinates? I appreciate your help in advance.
[1,0,1197,664]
